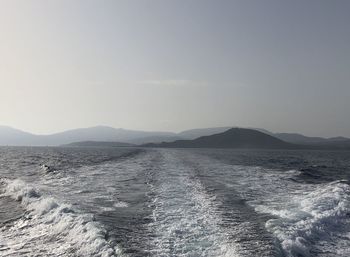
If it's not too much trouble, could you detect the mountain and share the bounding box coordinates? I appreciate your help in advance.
[273,133,327,144]
[178,126,278,140]
[178,127,232,139]
[273,132,350,145]
[0,125,239,146]
[40,126,176,145]
[1,125,349,147]
[0,126,176,146]
[63,141,134,147]
[145,128,296,149]
[0,126,38,145]
[328,136,350,142]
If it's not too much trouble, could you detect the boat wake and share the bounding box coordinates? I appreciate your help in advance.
[0,148,349,257]
[184,151,350,257]
[147,151,239,257]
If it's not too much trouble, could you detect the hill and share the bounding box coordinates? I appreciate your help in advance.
[178,127,232,139]
[0,126,38,145]
[144,128,297,149]
[1,125,349,148]
[0,126,176,146]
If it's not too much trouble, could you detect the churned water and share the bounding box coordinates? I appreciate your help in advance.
[0,146,349,257]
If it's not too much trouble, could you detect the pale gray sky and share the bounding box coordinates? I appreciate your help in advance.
[0,0,349,137]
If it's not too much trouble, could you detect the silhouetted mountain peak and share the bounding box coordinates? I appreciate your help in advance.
[146,128,295,149]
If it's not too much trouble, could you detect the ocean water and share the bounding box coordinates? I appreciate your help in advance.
[0,147,349,257]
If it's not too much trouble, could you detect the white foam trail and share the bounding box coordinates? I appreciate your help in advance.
[113,202,129,208]
[0,178,119,257]
[226,168,350,257]
[265,181,350,257]
[182,151,350,257]
[224,166,350,257]
[148,151,239,257]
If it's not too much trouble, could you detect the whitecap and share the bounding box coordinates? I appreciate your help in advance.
[0,178,119,257]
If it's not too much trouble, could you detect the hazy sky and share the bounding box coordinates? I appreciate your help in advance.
[0,0,349,137]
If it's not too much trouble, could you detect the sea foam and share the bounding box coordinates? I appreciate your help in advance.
[0,178,119,257]
[184,152,350,257]
[266,181,350,257]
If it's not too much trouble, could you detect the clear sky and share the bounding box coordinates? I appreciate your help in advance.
[0,0,349,137]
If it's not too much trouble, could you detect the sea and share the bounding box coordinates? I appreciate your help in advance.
[0,146,349,257]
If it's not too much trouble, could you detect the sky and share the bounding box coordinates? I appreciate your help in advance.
[0,0,349,137]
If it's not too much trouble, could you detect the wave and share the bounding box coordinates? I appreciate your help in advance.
[263,180,350,257]
[0,178,119,257]
[206,161,350,257]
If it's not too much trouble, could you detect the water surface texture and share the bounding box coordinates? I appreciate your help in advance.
[0,147,349,257]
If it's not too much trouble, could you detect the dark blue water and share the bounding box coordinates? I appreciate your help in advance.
[0,147,349,257]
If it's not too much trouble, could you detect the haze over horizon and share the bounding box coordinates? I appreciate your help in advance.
[1,0,349,137]
[0,124,348,140]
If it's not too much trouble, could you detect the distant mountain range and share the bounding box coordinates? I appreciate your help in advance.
[145,128,296,149]
[0,125,349,148]
[0,126,176,146]
[273,133,350,145]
